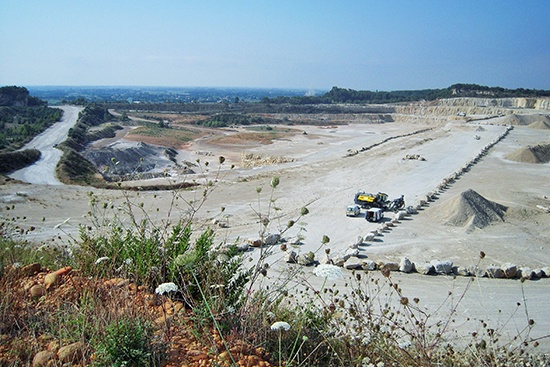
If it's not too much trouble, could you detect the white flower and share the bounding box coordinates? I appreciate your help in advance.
[312,264,343,280]
[155,282,179,295]
[270,321,291,332]
[95,256,110,264]
[124,258,133,265]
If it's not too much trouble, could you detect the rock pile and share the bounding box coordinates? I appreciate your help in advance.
[505,143,550,164]
[438,189,507,230]
[241,152,295,167]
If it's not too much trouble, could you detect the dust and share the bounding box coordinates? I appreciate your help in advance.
[438,189,507,231]
[505,143,550,164]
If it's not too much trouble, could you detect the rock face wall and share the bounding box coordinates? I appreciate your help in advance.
[436,97,550,110]
[392,97,550,124]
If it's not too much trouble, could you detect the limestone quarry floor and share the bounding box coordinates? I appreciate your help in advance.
[1,116,549,351]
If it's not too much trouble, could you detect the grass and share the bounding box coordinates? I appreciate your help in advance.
[1,170,549,366]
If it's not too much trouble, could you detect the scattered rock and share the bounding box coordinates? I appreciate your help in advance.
[518,267,534,280]
[57,342,85,363]
[32,350,54,367]
[264,233,281,246]
[44,272,60,289]
[363,233,376,242]
[501,263,518,278]
[431,260,453,275]
[361,259,377,271]
[415,262,434,275]
[284,250,297,263]
[30,284,47,298]
[486,265,505,279]
[399,257,414,273]
[344,258,363,270]
[296,252,315,266]
[378,261,399,272]
[21,263,41,277]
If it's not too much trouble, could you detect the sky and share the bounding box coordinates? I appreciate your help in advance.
[1,1,549,91]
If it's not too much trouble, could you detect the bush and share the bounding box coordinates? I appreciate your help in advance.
[0,149,41,174]
[92,317,163,367]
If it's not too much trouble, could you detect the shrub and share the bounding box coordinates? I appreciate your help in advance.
[92,317,163,367]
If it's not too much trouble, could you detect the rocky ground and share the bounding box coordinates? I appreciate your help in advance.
[2,102,550,354]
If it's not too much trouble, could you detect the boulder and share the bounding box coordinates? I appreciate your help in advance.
[406,206,418,215]
[344,258,363,270]
[248,239,263,248]
[363,233,376,242]
[361,259,377,271]
[415,262,434,275]
[284,250,297,263]
[235,242,250,252]
[541,266,550,278]
[378,261,399,272]
[394,211,407,221]
[264,233,281,246]
[455,266,472,277]
[296,252,315,266]
[332,255,346,267]
[431,260,453,275]
[399,257,414,273]
[501,263,518,278]
[486,265,505,279]
[518,267,534,280]
[470,266,487,278]
[345,248,360,258]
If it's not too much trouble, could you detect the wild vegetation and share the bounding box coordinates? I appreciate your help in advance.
[1,172,548,366]
[55,106,121,186]
[0,149,42,174]
[0,107,64,151]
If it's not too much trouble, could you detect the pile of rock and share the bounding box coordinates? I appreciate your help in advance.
[403,154,426,161]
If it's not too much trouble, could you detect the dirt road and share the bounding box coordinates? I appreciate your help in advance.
[8,106,83,185]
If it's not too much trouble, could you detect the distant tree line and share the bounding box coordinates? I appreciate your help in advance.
[263,84,550,105]
[196,113,268,128]
[99,84,550,117]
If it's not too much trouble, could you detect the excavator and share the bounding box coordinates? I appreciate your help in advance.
[354,191,405,212]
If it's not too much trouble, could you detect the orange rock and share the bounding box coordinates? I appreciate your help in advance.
[54,266,72,276]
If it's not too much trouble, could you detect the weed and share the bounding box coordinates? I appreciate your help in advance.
[92,316,164,367]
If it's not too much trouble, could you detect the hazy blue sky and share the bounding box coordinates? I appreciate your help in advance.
[1,1,548,90]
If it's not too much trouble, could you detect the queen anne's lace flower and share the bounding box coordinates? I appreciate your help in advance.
[312,264,343,280]
[155,282,179,295]
[270,321,291,331]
